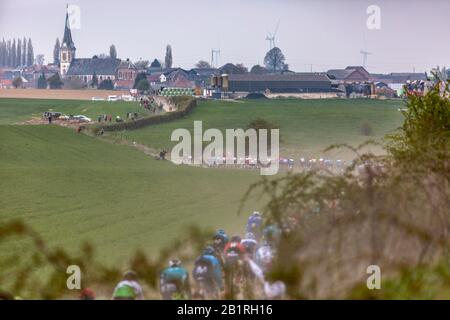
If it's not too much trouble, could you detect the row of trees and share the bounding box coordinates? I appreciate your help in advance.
[32,72,114,90]
[0,38,35,68]
[11,72,64,89]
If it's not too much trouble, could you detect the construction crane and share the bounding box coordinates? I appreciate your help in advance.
[265,19,280,50]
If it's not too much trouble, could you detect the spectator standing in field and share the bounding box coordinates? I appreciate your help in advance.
[48,116,52,124]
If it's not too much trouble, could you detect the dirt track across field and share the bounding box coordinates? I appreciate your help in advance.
[0,88,130,100]
[17,117,94,129]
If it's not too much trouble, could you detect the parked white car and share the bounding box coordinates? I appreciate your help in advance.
[73,115,92,122]
[107,95,119,101]
[121,95,134,102]
[91,97,105,101]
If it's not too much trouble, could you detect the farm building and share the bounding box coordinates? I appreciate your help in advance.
[370,72,428,84]
[221,73,333,93]
[327,66,370,83]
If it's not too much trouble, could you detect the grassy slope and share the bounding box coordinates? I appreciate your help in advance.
[0,98,149,125]
[0,97,404,264]
[110,98,404,159]
[0,125,261,264]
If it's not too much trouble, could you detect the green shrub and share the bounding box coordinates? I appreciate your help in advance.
[98,79,114,90]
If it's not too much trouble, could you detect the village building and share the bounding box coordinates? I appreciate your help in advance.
[112,59,137,89]
[369,72,430,96]
[190,68,218,87]
[59,8,136,89]
[147,59,163,74]
[370,72,428,84]
[146,66,197,91]
[66,57,121,83]
[327,66,370,83]
[223,73,333,93]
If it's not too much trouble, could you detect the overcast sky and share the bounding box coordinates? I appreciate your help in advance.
[0,0,449,73]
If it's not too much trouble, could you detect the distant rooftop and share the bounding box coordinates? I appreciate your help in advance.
[66,58,121,76]
[228,73,331,82]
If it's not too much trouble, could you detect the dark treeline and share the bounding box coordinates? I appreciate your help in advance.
[0,37,34,68]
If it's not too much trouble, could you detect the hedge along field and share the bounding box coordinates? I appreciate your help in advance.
[90,96,196,133]
[107,98,405,160]
[0,98,151,125]
[0,124,263,266]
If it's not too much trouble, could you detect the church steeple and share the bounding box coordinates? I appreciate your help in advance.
[62,5,75,50]
[60,5,76,77]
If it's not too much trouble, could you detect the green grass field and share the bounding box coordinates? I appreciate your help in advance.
[0,125,261,264]
[0,97,404,265]
[109,98,404,159]
[0,98,150,125]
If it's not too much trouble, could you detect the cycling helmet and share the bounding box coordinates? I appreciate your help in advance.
[252,211,261,216]
[231,235,241,243]
[214,229,228,241]
[264,225,280,242]
[169,258,181,268]
[203,246,215,256]
[123,270,138,281]
[79,288,95,300]
[245,232,255,240]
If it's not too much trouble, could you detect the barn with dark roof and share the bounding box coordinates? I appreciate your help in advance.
[225,73,333,93]
[327,66,370,83]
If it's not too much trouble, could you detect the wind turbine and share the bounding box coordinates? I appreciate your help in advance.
[211,49,221,68]
[265,19,280,50]
[360,32,373,68]
[360,50,372,68]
